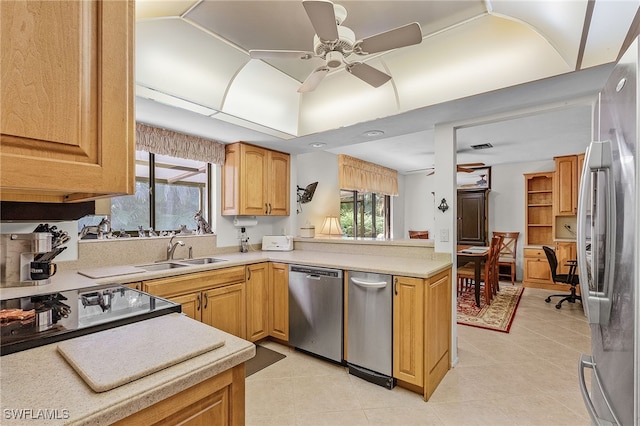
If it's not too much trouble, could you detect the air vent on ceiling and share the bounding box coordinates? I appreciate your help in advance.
[470,143,493,150]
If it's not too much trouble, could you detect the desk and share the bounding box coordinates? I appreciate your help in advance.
[457,245,489,307]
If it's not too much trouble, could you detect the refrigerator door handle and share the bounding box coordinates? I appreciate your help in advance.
[577,140,616,325]
[350,277,387,288]
[579,354,619,426]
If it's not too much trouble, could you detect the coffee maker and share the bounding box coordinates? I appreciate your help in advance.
[1,233,58,287]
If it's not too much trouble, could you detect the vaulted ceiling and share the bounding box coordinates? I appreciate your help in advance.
[134,0,639,173]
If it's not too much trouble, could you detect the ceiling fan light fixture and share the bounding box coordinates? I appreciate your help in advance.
[326,50,344,68]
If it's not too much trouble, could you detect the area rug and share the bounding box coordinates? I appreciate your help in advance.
[245,345,286,377]
[457,285,524,333]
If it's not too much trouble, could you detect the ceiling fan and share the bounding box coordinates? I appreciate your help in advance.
[424,163,486,176]
[249,0,423,93]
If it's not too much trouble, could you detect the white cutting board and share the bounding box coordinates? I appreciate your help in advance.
[78,265,146,279]
[57,314,225,392]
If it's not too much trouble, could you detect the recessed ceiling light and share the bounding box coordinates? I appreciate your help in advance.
[310,142,326,148]
[363,130,384,137]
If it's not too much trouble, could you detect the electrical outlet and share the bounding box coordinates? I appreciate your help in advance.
[440,229,449,242]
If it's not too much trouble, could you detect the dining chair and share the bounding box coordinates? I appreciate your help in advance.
[542,246,581,309]
[408,230,429,239]
[492,231,519,284]
[457,235,503,304]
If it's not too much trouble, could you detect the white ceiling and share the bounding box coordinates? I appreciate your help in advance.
[134,0,640,174]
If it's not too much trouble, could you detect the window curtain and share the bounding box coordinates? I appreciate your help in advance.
[338,154,398,196]
[135,123,225,165]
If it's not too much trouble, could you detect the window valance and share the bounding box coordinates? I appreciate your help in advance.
[338,154,398,196]
[135,123,225,165]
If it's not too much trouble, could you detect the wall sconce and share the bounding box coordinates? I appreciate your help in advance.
[437,198,449,213]
[319,216,343,236]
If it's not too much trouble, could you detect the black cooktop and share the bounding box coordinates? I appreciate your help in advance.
[1,284,181,356]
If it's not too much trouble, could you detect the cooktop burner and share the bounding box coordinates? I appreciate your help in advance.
[1,284,181,356]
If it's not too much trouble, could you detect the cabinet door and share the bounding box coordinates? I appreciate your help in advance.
[554,155,578,216]
[523,255,552,284]
[424,269,451,401]
[171,292,202,322]
[246,263,269,342]
[268,263,289,341]
[267,152,290,216]
[393,276,424,387]
[0,0,134,202]
[240,144,269,215]
[457,190,487,245]
[555,242,577,275]
[202,283,246,339]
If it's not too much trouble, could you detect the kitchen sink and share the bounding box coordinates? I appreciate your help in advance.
[139,262,188,271]
[179,257,228,265]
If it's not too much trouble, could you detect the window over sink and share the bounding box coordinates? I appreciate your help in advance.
[79,151,214,235]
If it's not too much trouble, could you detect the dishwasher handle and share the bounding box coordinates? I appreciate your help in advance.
[350,277,387,288]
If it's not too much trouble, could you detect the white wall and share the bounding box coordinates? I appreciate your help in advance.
[403,173,437,239]
[295,151,341,234]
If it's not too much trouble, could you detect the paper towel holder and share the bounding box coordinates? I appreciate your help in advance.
[233,216,258,227]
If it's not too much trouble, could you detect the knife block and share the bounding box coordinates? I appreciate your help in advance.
[1,233,52,287]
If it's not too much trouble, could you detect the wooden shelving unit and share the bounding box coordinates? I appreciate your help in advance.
[524,172,554,245]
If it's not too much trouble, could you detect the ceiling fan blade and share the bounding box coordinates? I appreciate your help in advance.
[458,162,486,167]
[425,169,435,176]
[346,63,391,88]
[303,0,339,41]
[457,166,475,173]
[249,50,314,60]
[298,66,329,93]
[355,22,422,55]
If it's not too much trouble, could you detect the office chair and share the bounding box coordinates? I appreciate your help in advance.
[542,246,581,309]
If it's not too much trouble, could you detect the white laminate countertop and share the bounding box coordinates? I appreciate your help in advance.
[1,250,452,300]
[0,313,255,426]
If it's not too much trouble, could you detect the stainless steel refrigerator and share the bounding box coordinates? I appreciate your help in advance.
[577,37,640,426]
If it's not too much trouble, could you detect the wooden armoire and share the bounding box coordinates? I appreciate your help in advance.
[457,189,489,246]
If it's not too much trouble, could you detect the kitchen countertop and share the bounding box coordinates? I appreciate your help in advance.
[1,250,452,300]
[0,313,255,426]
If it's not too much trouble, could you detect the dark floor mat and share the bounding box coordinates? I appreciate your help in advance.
[245,345,286,377]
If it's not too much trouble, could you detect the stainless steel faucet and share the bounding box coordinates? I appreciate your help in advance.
[167,236,185,260]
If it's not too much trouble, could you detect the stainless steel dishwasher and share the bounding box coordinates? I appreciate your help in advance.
[347,270,394,389]
[288,265,343,363]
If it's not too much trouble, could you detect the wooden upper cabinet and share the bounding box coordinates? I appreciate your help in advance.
[553,155,578,216]
[0,0,134,203]
[222,142,290,216]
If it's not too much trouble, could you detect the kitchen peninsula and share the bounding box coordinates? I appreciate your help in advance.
[1,313,254,425]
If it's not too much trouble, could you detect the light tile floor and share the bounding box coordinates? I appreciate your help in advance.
[246,285,591,425]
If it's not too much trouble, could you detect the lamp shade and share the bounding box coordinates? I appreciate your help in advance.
[319,216,343,236]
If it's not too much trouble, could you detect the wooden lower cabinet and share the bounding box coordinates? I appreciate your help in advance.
[171,292,200,321]
[143,266,246,339]
[393,276,424,387]
[555,242,577,275]
[203,284,246,339]
[523,247,553,287]
[392,268,451,401]
[424,268,452,401]
[268,262,289,341]
[245,263,269,342]
[112,364,245,425]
